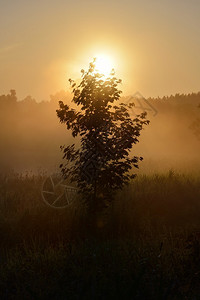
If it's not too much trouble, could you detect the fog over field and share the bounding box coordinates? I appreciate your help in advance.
[0,90,199,174]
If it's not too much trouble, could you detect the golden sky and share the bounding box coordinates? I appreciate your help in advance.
[0,0,200,101]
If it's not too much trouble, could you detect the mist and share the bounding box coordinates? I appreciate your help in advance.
[0,89,199,175]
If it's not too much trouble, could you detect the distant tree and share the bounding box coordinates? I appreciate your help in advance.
[10,89,17,101]
[21,95,36,105]
[0,89,17,105]
[50,90,71,103]
[56,59,149,212]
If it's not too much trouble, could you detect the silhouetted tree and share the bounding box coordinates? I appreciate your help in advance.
[57,59,149,212]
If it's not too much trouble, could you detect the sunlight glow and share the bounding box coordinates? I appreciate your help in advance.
[94,54,114,77]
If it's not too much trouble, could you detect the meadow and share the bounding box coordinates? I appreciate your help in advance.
[0,171,200,299]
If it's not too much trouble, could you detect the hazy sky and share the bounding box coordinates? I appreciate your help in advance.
[0,0,200,101]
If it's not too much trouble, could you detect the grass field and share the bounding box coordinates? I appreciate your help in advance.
[0,171,200,299]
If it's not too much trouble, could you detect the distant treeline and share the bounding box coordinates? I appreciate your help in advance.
[0,90,200,173]
[1,89,200,106]
[150,92,200,103]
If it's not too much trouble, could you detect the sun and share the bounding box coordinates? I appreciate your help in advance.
[94,54,114,77]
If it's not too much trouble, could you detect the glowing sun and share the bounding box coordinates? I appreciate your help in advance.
[94,54,114,77]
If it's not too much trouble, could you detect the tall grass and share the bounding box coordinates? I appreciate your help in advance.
[0,171,200,299]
